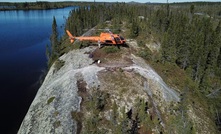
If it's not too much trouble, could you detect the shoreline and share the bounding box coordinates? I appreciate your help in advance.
[0,1,105,11]
[0,1,76,11]
[0,6,72,11]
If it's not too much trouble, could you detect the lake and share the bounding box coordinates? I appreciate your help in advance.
[0,7,74,133]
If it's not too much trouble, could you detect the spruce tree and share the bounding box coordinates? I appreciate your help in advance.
[48,16,59,66]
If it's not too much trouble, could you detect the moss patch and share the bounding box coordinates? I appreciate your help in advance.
[103,46,120,54]
[47,96,55,105]
[53,120,61,128]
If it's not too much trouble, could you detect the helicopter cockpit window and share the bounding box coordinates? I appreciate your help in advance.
[120,36,124,40]
[115,37,121,42]
[115,37,120,41]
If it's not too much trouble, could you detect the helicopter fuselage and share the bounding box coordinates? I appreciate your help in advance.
[66,30,125,45]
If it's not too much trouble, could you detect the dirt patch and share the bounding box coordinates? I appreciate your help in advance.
[77,79,89,105]
[77,79,87,93]
[89,46,133,68]
[91,47,107,61]
[75,79,88,134]
[97,68,148,103]
[71,111,83,134]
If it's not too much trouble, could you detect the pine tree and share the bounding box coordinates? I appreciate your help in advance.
[48,16,60,66]
[130,19,139,38]
[190,4,195,14]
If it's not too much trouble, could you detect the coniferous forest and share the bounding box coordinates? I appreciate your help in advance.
[48,2,221,133]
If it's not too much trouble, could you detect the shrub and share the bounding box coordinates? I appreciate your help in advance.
[47,96,55,104]
[103,46,120,54]
[138,47,152,61]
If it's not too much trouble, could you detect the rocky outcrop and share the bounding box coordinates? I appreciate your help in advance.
[19,40,213,133]
[18,42,179,133]
[18,47,104,133]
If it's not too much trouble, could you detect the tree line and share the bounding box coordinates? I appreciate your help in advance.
[0,1,96,10]
[48,2,221,132]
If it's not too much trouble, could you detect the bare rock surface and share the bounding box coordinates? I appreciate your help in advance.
[18,47,104,134]
[18,38,215,134]
[18,43,184,134]
[124,54,180,103]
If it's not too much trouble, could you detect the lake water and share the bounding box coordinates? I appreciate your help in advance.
[0,7,74,133]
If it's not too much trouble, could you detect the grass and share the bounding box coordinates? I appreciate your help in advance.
[103,46,120,54]
[59,38,75,54]
[150,61,187,90]
[138,47,152,61]
[149,60,219,133]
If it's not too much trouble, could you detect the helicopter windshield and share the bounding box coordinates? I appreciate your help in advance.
[115,37,121,43]
[120,36,124,40]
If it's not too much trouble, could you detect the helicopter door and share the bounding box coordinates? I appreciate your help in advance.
[115,37,121,44]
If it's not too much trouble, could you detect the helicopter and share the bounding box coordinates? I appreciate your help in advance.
[66,29,126,47]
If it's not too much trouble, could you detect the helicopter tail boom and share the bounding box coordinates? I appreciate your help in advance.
[66,30,75,43]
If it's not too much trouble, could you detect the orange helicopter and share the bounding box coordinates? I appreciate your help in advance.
[66,29,126,47]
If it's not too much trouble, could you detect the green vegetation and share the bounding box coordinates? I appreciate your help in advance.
[75,84,162,134]
[46,17,65,70]
[45,1,221,132]
[46,16,64,68]
[0,1,93,10]
[54,59,65,72]
[103,46,120,54]
[74,41,91,49]
[138,47,152,61]
[53,120,61,128]
[0,2,69,10]
[47,96,55,105]
[149,5,221,132]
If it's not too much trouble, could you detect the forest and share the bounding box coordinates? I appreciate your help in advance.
[48,2,221,133]
[0,1,96,10]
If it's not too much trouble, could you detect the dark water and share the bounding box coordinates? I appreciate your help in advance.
[0,7,73,134]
